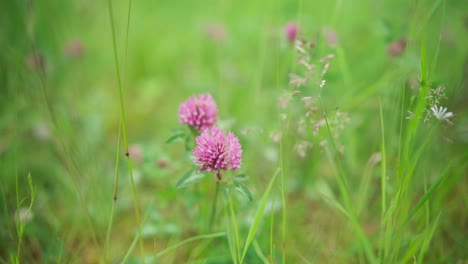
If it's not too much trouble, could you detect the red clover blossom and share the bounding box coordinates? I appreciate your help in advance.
[179,93,218,131]
[193,126,242,176]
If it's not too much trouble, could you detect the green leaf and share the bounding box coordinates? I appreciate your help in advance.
[166,129,186,145]
[175,168,208,189]
[233,181,253,202]
[223,184,232,199]
[233,174,248,182]
[166,134,185,145]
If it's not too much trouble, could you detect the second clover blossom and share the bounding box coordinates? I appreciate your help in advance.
[193,126,242,176]
[284,22,298,43]
[179,93,218,131]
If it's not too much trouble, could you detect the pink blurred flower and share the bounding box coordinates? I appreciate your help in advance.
[128,144,143,164]
[179,93,218,131]
[387,38,407,57]
[156,158,168,168]
[322,26,338,47]
[203,22,227,42]
[63,39,85,58]
[284,22,298,43]
[193,126,242,174]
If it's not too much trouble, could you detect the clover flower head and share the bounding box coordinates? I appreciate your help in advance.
[193,126,242,174]
[284,22,298,43]
[431,105,453,121]
[179,93,218,131]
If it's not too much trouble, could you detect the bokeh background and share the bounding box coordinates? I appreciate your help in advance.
[1,0,467,263]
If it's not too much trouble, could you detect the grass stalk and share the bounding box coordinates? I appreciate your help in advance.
[240,169,280,263]
[157,232,226,258]
[378,99,387,263]
[227,189,241,262]
[209,181,220,231]
[319,97,376,263]
[106,0,144,261]
[105,117,122,262]
[31,42,102,256]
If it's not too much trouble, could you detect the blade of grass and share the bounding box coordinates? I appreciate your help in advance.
[105,117,122,262]
[271,3,280,257]
[280,144,287,264]
[417,213,441,263]
[379,99,387,263]
[400,235,424,263]
[107,0,144,260]
[404,165,450,225]
[253,240,270,264]
[227,187,241,262]
[394,126,435,222]
[319,97,377,263]
[428,0,445,80]
[120,208,153,264]
[226,214,239,264]
[240,168,280,263]
[209,182,221,231]
[269,187,276,262]
[30,27,102,256]
[320,193,351,219]
[15,174,36,264]
[402,38,429,176]
[0,184,12,237]
[156,232,226,258]
[397,80,406,182]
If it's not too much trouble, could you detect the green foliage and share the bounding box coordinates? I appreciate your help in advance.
[232,181,253,202]
[1,0,467,263]
[176,168,209,189]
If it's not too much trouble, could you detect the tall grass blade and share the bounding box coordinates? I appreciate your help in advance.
[417,214,441,263]
[107,0,144,260]
[240,168,280,263]
[105,117,122,262]
[379,99,387,263]
[404,166,450,225]
[156,232,226,258]
[227,192,241,262]
[253,240,270,264]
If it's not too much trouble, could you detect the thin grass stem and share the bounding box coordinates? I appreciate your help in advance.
[209,181,220,231]
[106,0,144,260]
[105,117,122,262]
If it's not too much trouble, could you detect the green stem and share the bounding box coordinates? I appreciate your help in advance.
[318,97,376,263]
[105,117,122,262]
[156,232,226,258]
[107,0,144,261]
[209,180,220,231]
[379,99,387,263]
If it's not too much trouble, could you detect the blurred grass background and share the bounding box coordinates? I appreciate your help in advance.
[1,0,467,263]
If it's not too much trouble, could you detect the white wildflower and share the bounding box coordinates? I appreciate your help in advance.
[16,207,33,223]
[431,105,453,121]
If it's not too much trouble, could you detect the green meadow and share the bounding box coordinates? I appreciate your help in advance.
[1,0,467,263]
